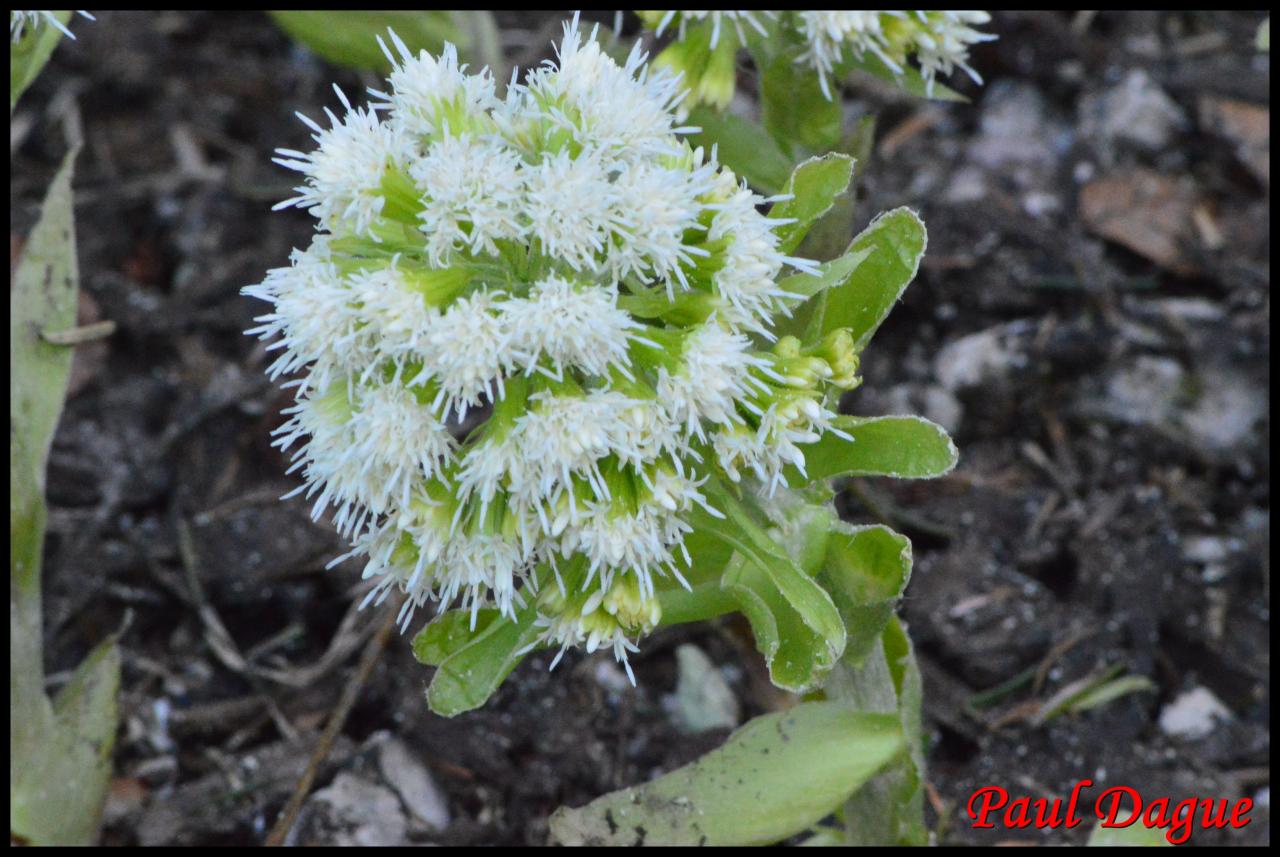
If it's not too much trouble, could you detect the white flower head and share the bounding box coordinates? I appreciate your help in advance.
[499,275,640,379]
[274,86,410,237]
[657,321,762,439]
[277,382,456,537]
[246,17,862,675]
[650,10,772,49]
[411,134,527,265]
[413,288,511,418]
[521,14,689,159]
[377,34,499,140]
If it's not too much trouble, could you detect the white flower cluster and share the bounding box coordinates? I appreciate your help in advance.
[643,10,995,102]
[10,10,94,43]
[797,10,995,97]
[245,17,860,675]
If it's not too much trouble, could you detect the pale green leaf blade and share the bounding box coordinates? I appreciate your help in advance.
[269,11,467,72]
[11,146,81,588]
[835,618,928,845]
[819,523,913,665]
[769,154,856,254]
[411,607,500,666]
[693,478,846,691]
[1068,675,1156,714]
[10,145,81,842]
[549,702,904,846]
[424,607,541,717]
[795,415,958,484]
[817,206,927,345]
[10,638,122,846]
[11,145,121,846]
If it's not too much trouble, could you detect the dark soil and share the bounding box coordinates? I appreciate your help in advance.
[12,10,1269,847]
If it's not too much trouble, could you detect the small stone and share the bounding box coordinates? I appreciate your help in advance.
[1158,687,1233,740]
[1079,70,1187,160]
[933,324,1030,392]
[666,644,740,734]
[968,81,1065,173]
[376,736,450,832]
[290,773,407,847]
[1182,535,1235,565]
[1100,356,1185,426]
[1181,367,1266,452]
[943,165,988,203]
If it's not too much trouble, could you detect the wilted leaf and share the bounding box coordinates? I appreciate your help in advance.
[1079,170,1203,276]
[549,702,904,846]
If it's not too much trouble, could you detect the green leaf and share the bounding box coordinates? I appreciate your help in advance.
[412,607,500,666]
[819,524,913,666]
[549,702,904,846]
[421,559,609,716]
[686,106,794,194]
[11,147,81,594]
[269,11,468,72]
[11,145,122,846]
[11,637,121,846]
[777,247,871,306]
[844,53,966,103]
[423,605,542,717]
[10,11,71,112]
[760,52,843,155]
[809,206,927,346]
[694,479,846,692]
[1032,666,1155,727]
[769,154,856,255]
[793,415,958,485]
[834,619,928,845]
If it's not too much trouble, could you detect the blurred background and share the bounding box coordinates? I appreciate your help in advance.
[10,10,1268,846]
